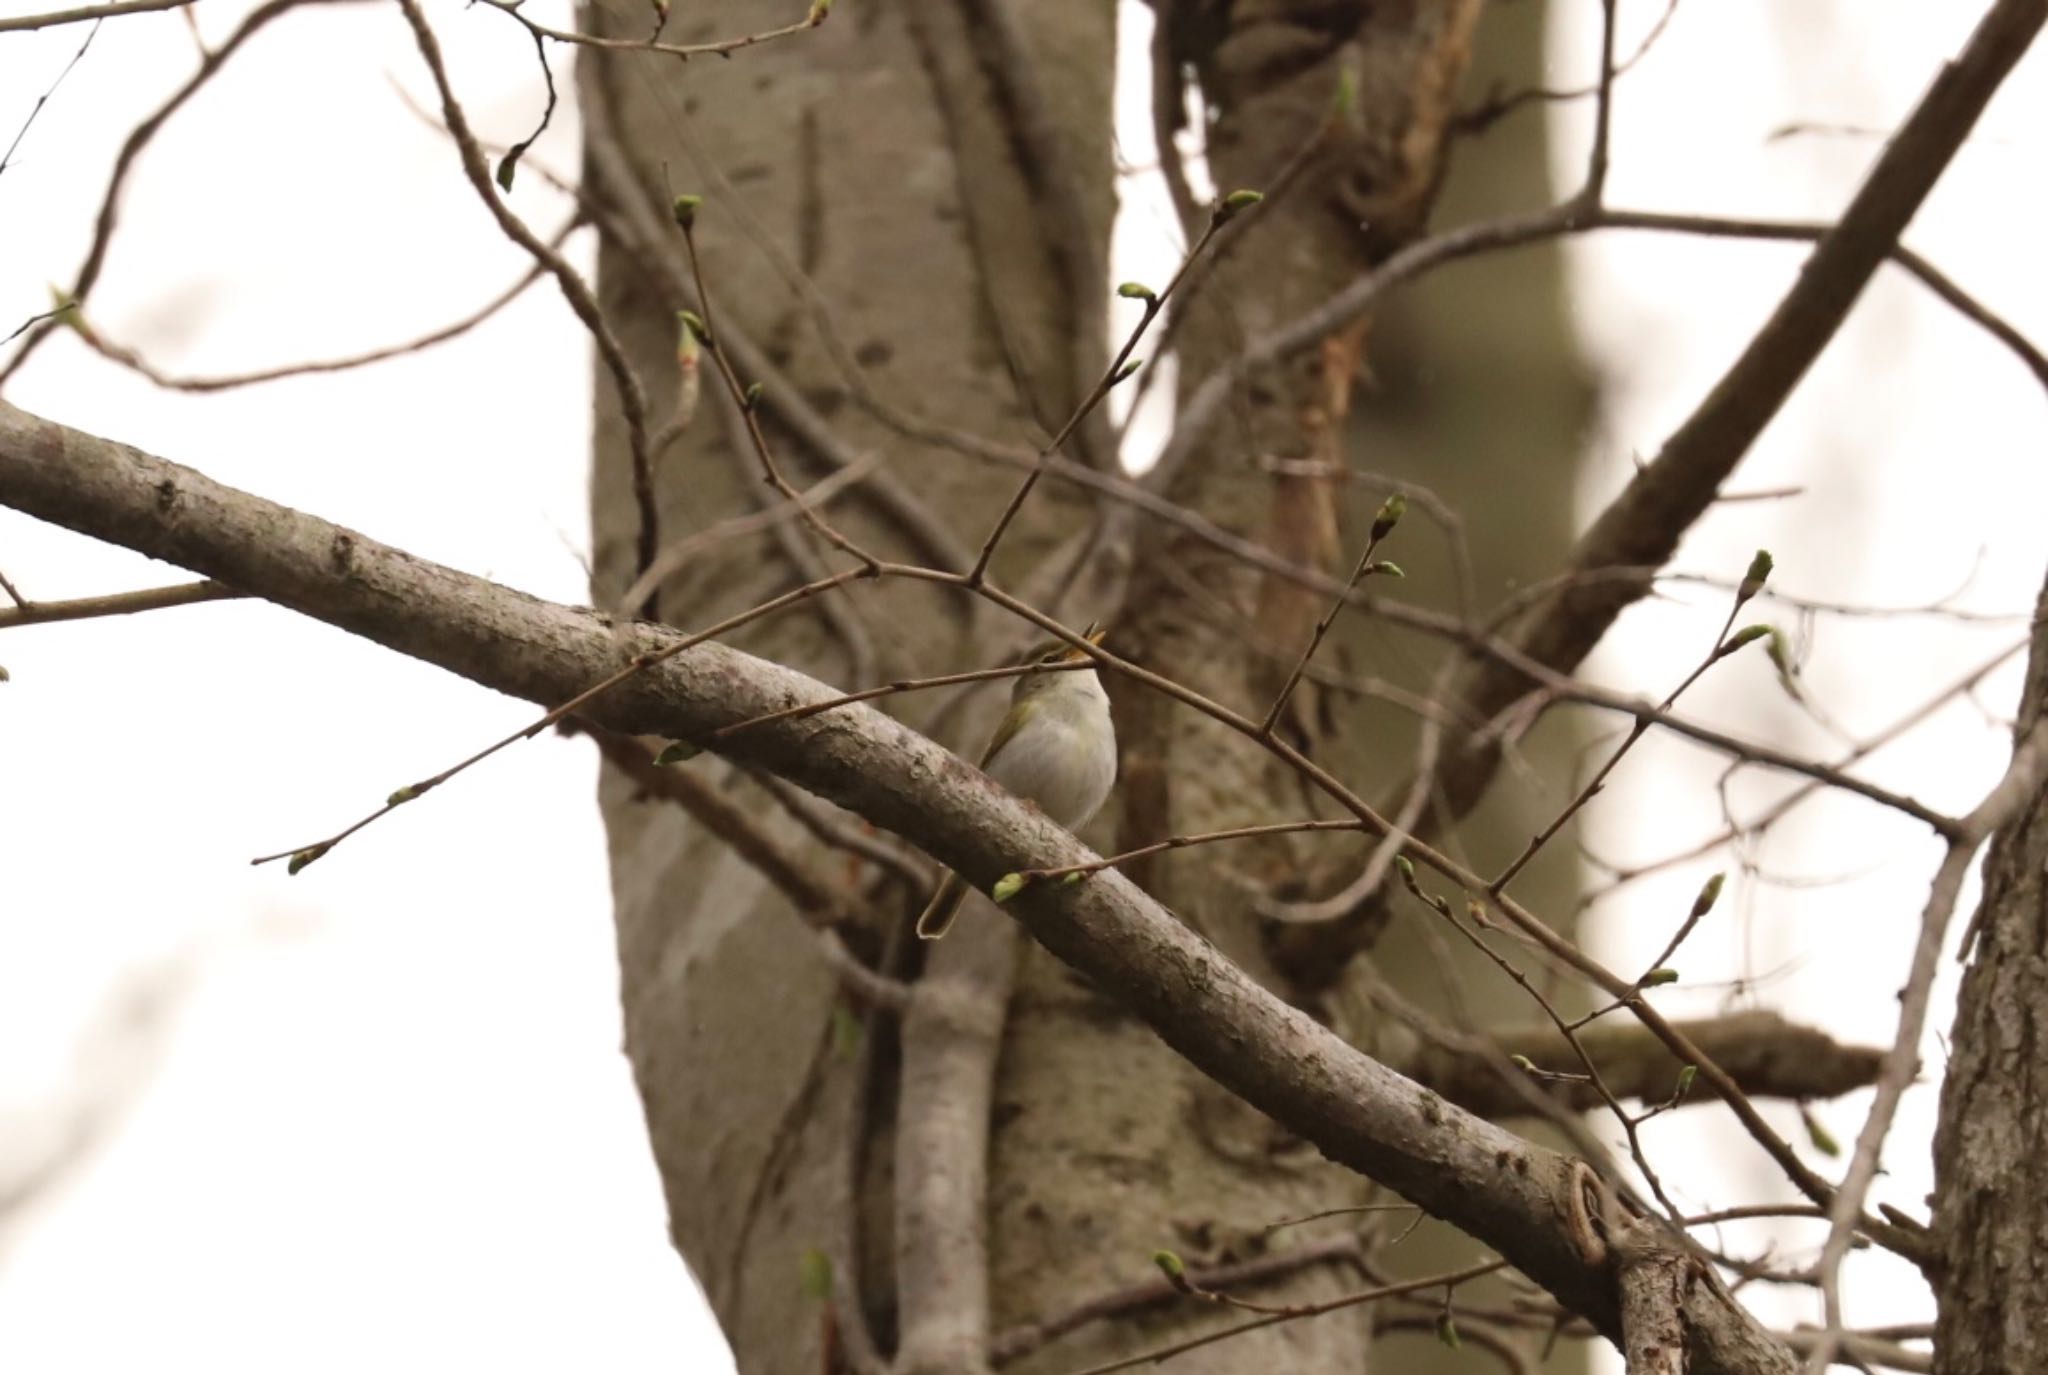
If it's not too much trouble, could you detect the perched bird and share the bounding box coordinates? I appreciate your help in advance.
[915,627,1118,940]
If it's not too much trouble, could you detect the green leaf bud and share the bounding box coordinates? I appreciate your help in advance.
[1370,493,1407,541]
[798,1247,833,1301]
[1736,549,1774,607]
[1215,188,1265,223]
[1719,623,1772,658]
[287,843,332,876]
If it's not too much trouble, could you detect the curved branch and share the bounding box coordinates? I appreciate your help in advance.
[1428,0,2044,826]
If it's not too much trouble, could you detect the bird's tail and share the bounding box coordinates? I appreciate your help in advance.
[915,873,970,940]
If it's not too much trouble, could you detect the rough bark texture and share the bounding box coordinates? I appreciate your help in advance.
[1931,571,2048,1375]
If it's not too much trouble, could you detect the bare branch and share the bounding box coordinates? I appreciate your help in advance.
[0,579,240,628]
[0,399,1812,1373]
[2,0,350,386]
[577,108,975,577]
[0,0,191,34]
[0,10,100,180]
[394,0,659,602]
[1056,1260,1510,1375]
[968,204,1241,584]
[70,222,573,393]
[476,0,829,64]
[1430,0,2045,828]
[1408,1010,1883,1119]
[991,1235,1366,1365]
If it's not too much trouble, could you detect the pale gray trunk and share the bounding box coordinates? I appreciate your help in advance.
[584,3,1570,1371]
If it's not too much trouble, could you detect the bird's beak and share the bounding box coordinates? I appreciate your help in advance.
[1062,622,1108,662]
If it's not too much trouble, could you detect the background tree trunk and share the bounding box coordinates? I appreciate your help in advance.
[585,3,1587,1371]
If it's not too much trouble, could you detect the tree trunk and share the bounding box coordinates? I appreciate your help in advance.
[1930,570,2048,1374]
[583,3,1559,1371]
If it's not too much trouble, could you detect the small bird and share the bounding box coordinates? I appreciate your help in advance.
[915,626,1118,940]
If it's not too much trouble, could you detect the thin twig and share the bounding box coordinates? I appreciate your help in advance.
[2,0,347,387]
[743,767,930,891]
[992,1234,1366,1365]
[0,12,101,179]
[1010,819,1364,893]
[1579,0,1620,207]
[968,202,1245,584]
[1258,494,1403,734]
[1490,559,1763,894]
[1052,1259,1507,1375]
[71,220,574,392]
[616,450,884,617]
[476,0,829,63]
[675,215,882,572]
[0,579,241,628]
[395,0,659,605]
[707,659,1091,744]
[576,107,974,574]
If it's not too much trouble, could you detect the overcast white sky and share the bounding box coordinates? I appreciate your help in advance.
[1,3,2043,1372]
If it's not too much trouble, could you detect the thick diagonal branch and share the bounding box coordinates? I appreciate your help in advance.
[1423,0,2043,825]
[0,400,1809,1373]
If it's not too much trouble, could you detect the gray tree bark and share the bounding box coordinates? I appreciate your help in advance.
[1931,569,2048,1375]
[581,3,1497,1371]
